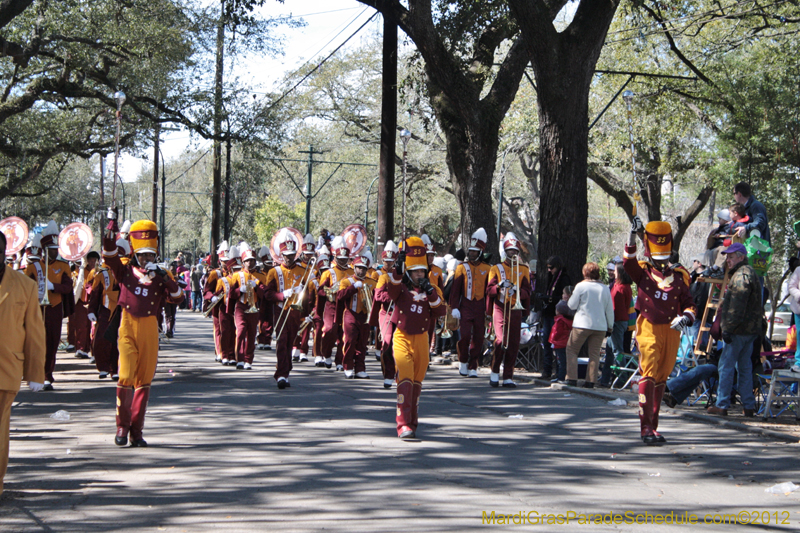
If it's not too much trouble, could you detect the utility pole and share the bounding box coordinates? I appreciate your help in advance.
[377,10,397,254]
[298,145,323,235]
[160,153,166,260]
[99,155,106,242]
[152,123,160,222]
[224,136,232,241]
[210,0,225,267]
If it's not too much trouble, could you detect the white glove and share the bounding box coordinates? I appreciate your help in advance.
[46,280,54,291]
[282,289,293,299]
[304,315,313,324]
[631,215,644,234]
[670,315,690,330]
[292,285,304,294]
[29,382,44,392]
[451,308,461,320]
[211,295,220,304]
[507,287,516,296]
[87,313,97,323]
[353,280,363,289]
[249,279,257,288]
[501,280,513,288]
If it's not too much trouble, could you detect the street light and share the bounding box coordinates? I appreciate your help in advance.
[111,91,126,210]
[399,128,411,240]
[621,90,640,216]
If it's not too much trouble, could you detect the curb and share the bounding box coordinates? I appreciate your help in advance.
[529,377,800,443]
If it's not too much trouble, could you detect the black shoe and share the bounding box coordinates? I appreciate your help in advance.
[655,433,667,443]
[663,392,678,408]
[277,379,288,389]
[540,372,552,381]
[115,436,128,446]
[42,383,54,391]
[502,381,517,388]
[642,435,662,446]
[130,439,148,447]
[399,429,416,439]
[489,379,499,388]
[566,380,577,387]
[550,377,559,383]
[582,382,595,389]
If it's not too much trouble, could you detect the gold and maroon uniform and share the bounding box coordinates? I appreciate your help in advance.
[448,260,490,372]
[337,272,377,376]
[88,265,120,376]
[265,261,306,383]
[229,269,265,365]
[317,261,352,367]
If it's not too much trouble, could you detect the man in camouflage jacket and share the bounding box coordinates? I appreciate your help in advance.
[708,243,761,417]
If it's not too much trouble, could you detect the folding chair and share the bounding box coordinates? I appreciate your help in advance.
[610,352,640,391]
[761,370,800,420]
[515,322,541,372]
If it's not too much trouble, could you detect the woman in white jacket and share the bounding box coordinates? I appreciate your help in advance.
[566,262,614,387]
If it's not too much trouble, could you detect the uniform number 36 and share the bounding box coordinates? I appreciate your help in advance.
[134,286,149,297]
[653,290,668,301]
[409,304,424,314]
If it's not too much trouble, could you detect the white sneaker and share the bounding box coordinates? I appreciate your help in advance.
[298,353,308,362]
[383,378,393,389]
[459,363,468,376]
[89,356,95,364]
[502,379,517,388]
[236,362,245,370]
[291,348,299,362]
[221,358,229,365]
[468,369,478,378]
[314,356,324,367]
[344,370,354,379]
[336,364,344,372]
[489,372,500,387]
[215,355,222,362]
[325,358,333,369]
[243,363,252,370]
[98,372,109,379]
[355,371,369,379]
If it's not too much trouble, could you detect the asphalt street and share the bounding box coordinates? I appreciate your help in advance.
[1,310,799,532]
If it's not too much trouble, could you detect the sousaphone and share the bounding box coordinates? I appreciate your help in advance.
[0,217,28,255]
[58,222,94,261]
[341,224,368,257]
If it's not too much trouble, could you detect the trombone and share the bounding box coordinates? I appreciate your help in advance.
[203,295,224,318]
[360,282,373,316]
[40,245,51,306]
[274,257,317,340]
[502,255,525,349]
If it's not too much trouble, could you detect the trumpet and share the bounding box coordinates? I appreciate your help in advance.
[40,245,51,306]
[244,278,259,314]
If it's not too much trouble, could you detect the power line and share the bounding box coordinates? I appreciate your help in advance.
[165,149,211,187]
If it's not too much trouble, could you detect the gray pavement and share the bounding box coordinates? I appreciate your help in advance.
[2,309,799,532]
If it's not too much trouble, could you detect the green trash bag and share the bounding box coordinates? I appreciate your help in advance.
[745,235,773,275]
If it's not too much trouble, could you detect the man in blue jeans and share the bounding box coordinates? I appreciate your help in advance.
[707,243,762,417]
[663,364,717,407]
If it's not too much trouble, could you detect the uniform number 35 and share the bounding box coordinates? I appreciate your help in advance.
[653,290,668,301]
[409,304,424,314]
[134,286,149,297]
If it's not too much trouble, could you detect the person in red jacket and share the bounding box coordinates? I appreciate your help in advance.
[549,296,574,383]
[599,265,633,387]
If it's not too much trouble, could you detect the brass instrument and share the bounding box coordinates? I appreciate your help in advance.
[503,255,524,350]
[203,295,224,318]
[360,281,373,316]
[484,316,495,342]
[325,281,340,302]
[244,275,259,314]
[296,315,314,337]
[40,245,51,306]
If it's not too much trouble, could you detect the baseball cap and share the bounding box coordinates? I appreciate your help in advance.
[721,242,747,255]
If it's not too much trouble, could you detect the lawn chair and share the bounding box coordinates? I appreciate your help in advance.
[516,322,542,372]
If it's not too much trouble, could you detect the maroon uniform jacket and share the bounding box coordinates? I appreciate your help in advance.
[386,273,446,335]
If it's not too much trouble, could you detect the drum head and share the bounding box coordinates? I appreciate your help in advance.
[0,217,29,255]
[58,222,94,261]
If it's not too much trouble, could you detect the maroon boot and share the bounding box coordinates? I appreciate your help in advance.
[115,386,134,446]
[130,386,151,447]
[639,377,661,446]
[652,382,667,443]
[410,381,422,432]
[396,379,415,439]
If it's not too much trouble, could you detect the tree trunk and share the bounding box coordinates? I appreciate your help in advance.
[376,10,397,255]
[509,0,620,283]
[210,0,224,267]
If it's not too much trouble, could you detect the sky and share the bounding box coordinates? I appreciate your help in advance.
[118,0,376,181]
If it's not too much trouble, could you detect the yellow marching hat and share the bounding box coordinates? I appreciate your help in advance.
[129,220,158,254]
[401,236,428,271]
[644,221,673,261]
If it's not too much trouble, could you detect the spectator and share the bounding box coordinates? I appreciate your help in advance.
[565,262,614,388]
[707,243,762,417]
[687,255,711,352]
[786,257,800,363]
[549,287,574,383]
[191,266,203,312]
[606,262,616,289]
[599,265,632,388]
[725,203,749,246]
[540,256,572,380]
[663,364,718,407]
[733,182,770,244]
[706,209,731,250]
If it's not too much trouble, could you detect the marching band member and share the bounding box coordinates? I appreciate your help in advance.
[369,240,399,388]
[256,245,275,351]
[24,222,74,391]
[87,241,126,380]
[292,234,317,363]
[624,218,696,446]
[264,230,306,388]
[217,245,241,366]
[228,243,264,370]
[386,237,446,439]
[318,236,353,371]
[204,241,229,362]
[0,230,46,497]
[311,248,331,367]
[337,250,377,379]
[422,235,443,358]
[71,252,100,361]
[103,214,184,447]
[486,233,531,388]
[448,228,490,378]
